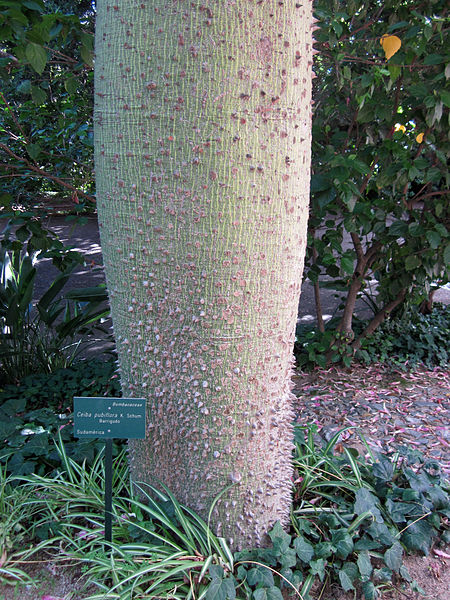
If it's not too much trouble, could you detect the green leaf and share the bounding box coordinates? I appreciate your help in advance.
[341,255,354,274]
[310,173,332,193]
[17,79,31,94]
[253,587,283,600]
[309,558,326,581]
[440,90,450,109]
[332,529,354,560]
[362,580,377,600]
[338,570,355,592]
[388,64,401,82]
[444,244,450,266]
[428,485,450,510]
[433,223,448,238]
[374,567,393,583]
[23,434,50,457]
[401,519,434,555]
[23,1,44,11]
[341,561,358,581]
[405,255,421,271]
[80,45,93,67]
[385,499,416,523]
[384,542,403,573]
[49,21,63,40]
[426,230,441,250]
[372,457,394,482]
[399,564,412,582]
[367,522,394,546]
[0,419,20,439]
[354,488,383,523]
[387,21,409,32]
[247,567,274,588]
[64,75,78,95]
[205,576,236,600]
[27,143,41,160]
[279,548,297,569]
[209,565,225,580]
[269,521,291,555]
[423,54,444,65]
[408,222,424,237]
[357,550,373,580]
[25,42,47,74]
[390,221,408,237]
[294,536,314,563]
[314,542,333,559]
[31,85,46,105]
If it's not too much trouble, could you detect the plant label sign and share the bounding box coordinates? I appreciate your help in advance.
[73,397,146,439]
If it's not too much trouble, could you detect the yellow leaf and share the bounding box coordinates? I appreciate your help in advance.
[416,132,424,143]
[380,34,401,60]
[394,123,406,133]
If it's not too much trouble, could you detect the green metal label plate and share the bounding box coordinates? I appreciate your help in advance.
[74,397,146,439]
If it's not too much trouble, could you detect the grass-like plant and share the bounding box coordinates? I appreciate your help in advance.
[16,436,235,600]
[0,463,56,587]
[2,429,448,599]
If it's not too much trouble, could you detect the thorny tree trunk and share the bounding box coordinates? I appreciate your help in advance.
[94,0,313,549]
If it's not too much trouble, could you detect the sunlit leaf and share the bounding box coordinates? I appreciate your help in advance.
[380,35,401,60]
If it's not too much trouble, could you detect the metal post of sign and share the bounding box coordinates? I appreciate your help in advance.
[73,397,146,550]
[105,438,113,544]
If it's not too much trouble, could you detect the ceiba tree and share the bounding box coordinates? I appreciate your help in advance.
[94,0,313,549]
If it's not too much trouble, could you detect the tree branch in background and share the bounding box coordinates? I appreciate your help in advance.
[0,143,95,204]
[352,289,407,351]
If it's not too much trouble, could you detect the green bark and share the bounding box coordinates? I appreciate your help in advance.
[94,0,313,549]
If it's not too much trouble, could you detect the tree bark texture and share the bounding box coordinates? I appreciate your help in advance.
[94,0,313,549]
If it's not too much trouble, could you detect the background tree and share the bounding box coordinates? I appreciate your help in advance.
[94,0,314,549]
[0,0,95,209]
[303,0,449,366]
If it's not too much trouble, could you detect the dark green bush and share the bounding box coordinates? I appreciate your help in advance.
[357,303,449,368]
[296,303,449,369]
[0,358,122,476]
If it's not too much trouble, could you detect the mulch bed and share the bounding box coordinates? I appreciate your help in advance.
[292,364,450,474]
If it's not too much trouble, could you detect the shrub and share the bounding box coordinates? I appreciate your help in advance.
[357,303,449,368]
[0,218,110,384]
[0,359,121,477]
[296,303,449,369]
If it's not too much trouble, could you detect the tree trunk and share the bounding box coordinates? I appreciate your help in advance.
[94,0,313,549]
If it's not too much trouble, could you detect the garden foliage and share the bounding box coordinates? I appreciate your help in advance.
[0,0,94,209]
[296,302,449,368]
[0,216,110,384]
[308,0,449,360]
[1,428,448,599]
[0,358,120,476]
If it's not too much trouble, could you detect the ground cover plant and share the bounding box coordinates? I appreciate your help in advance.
[295,302,450,369]
[357,302,449,369]
[0,430,448,599]
[0,358,120,477]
